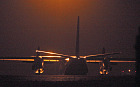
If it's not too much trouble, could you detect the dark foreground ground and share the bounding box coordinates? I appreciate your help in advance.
[0,75,138,87]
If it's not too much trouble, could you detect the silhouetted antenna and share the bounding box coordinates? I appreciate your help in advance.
[36,46,40,57]
[76,16,80,58]
[102,47,105,54]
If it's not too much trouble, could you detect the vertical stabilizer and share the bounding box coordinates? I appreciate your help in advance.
[64,16,88,75]
[76,16,79,58]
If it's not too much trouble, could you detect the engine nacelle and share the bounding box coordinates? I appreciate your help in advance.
[32,57,44,74]
[99,57,111,75]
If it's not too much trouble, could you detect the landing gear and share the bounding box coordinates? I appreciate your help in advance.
[100,69,109,75]
[36,69,41,75]
[35,68,44,75]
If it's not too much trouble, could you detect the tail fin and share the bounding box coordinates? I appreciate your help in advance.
[76,16,80,58]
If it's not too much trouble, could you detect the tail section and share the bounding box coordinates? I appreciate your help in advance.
[76,16,80,58]
[64,16,88,75]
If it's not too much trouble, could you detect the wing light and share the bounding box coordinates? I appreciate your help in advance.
[65,58,70,62]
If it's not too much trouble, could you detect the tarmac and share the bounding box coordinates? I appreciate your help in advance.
[0,75,137,87]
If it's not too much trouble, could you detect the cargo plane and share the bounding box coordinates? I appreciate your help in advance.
[0,16,136,75]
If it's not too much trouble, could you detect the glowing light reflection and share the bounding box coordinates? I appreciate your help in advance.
[56,54,63,55]
[86,55,97,57]
[42,62,44,66]
[43,59,59,62]
[65,58,70,62]
[110,60,136,62]
[70,56,86,58]
[35,68,44,73]
[49,53,58,54]
[106,71,108,74]
[44,52,52,53]
[31,56,61,58]
[36,50,45,53]
[63,55,69,56]
[70,56,76,58]
[103,63,104,67]
[100,71,103,74]
[0,59,60,62]
[40,56,61,58]
[0,59,34,61]
[86,60,102,62]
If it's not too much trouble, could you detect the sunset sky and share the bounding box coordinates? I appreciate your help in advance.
[0,0,139,58]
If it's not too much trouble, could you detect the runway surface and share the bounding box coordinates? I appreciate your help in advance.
[0,75,137,87]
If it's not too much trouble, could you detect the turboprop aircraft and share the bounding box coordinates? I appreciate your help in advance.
[0,16,136,75]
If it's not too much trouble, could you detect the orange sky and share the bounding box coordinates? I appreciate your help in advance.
[0,0,139,58]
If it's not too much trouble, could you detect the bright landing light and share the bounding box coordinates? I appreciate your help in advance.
[35,68,44,73]
[65,58,70,62]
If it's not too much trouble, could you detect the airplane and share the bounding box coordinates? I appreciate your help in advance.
[0,16,136,75]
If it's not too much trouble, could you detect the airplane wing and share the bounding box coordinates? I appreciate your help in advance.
[0,50,74,63]
[85,52,136,63]
[86,52,121,57]
[0,51,135,63]
[109,58,136,63]
[36,50,71,58]
[86,57,136,63]
[0,56,67,63]
[0,57,35,62]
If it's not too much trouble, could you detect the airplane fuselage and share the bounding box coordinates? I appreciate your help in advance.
[65,58,88,75]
